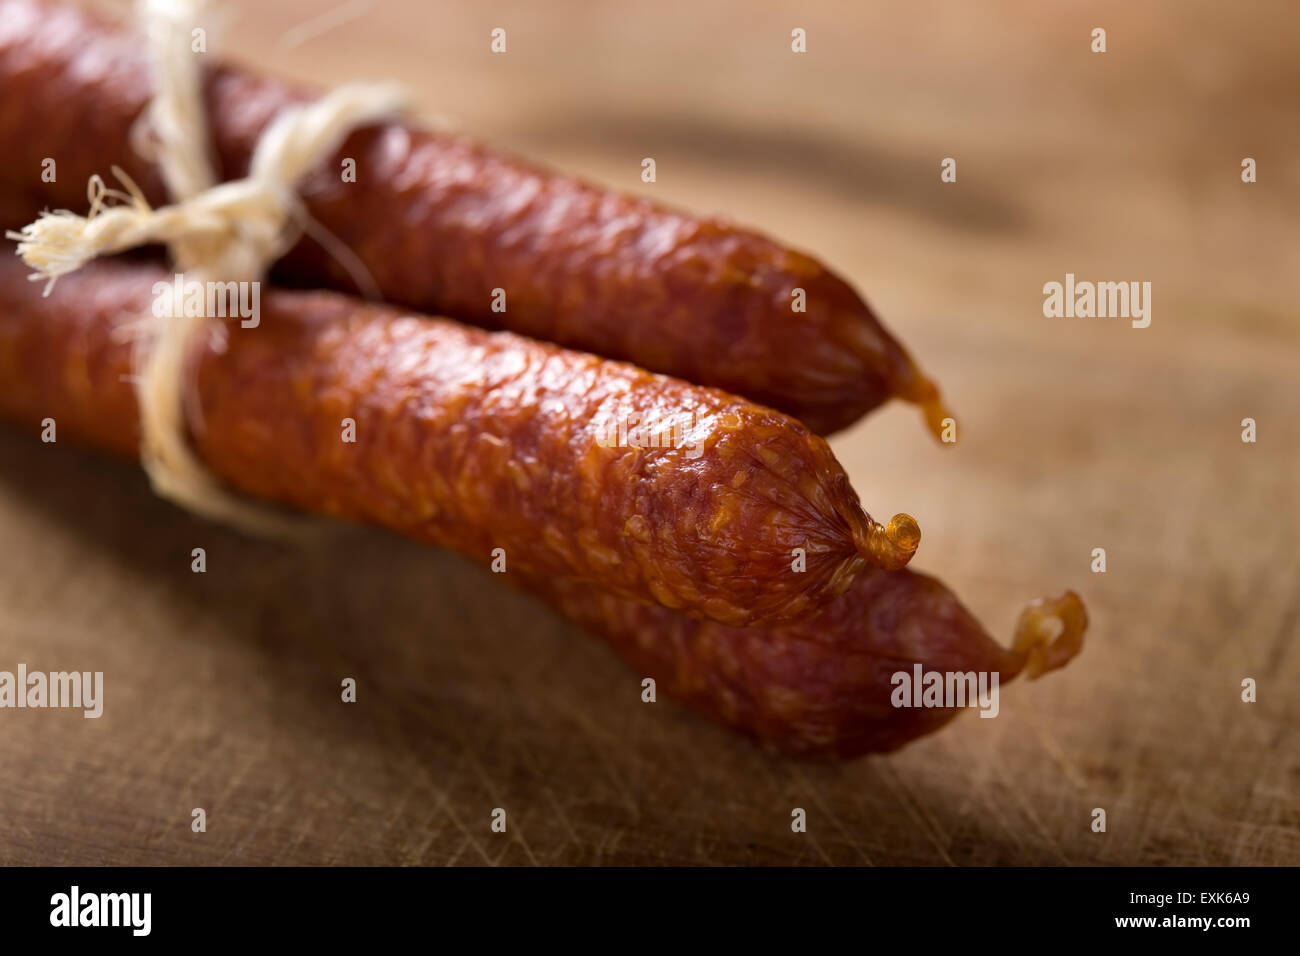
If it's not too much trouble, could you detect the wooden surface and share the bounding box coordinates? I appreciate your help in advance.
[1,0,1297,865]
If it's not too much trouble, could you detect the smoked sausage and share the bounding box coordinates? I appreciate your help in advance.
[0,254,918,627]
[527,570,1084,758]
[0,259,1082,758]
[0,0,949,437]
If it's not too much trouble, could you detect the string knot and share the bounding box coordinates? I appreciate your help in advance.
[5,0,408,533]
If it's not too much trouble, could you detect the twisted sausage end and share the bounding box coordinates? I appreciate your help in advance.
[856,512,921,571]
[1012,590,1088,679]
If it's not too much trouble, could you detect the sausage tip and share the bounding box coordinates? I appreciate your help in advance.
[1012,590,1088,679]
[857,512,921,571]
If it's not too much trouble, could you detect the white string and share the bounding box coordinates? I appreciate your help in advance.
[6,0,409,534]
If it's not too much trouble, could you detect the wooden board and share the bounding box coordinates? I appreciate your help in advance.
[0,0,1296,865]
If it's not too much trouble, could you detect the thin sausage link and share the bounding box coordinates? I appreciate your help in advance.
[0,256,915,627]
[520,570,1085,757]
[0,0,949,437]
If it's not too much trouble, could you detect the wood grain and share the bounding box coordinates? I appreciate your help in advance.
[0,0,1296,865]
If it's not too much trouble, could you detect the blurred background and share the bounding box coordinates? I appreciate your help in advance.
[1,0,1296,864]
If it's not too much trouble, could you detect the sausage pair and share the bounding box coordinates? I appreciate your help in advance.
[0,256,1082,757]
